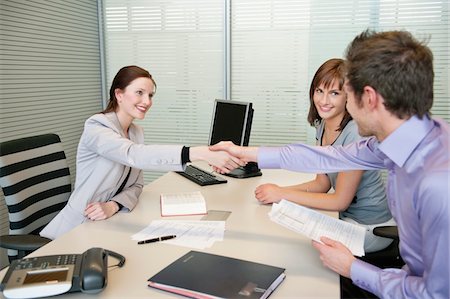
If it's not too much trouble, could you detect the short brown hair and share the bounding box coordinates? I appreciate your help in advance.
[102,65,156,114]
[307,58,351,131]
[345,30,434,119]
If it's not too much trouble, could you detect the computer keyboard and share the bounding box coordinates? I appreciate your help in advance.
[176,165,227,186]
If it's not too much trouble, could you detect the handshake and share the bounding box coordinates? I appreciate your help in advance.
[198,141,259,174]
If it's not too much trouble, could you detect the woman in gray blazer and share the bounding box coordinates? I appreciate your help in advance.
[40,65,243,240]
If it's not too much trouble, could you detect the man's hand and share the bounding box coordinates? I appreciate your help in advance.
[204,149,245,173]
[312,236,356,278]
[190,145,246,173]
[255,183,283,204]
[85,201,120,221]
[209,141,258,163]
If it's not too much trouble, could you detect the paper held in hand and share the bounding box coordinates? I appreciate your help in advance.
[269,200,365,257]
[160,191,207,216]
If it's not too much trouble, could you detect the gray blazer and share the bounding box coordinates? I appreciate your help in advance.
[40,112,184,239]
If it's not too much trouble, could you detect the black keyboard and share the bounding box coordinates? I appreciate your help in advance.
[176,165,227,186]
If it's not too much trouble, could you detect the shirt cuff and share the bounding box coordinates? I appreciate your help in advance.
[113,201,124,210]
[181,146,190,164]
[258,147,281,168]
[351,259,381,295]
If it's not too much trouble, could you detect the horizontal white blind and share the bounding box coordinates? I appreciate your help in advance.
[376,0,449,120]
[231,0,313,146]
[231,0,449,147]
[103,0,225,182]
[0,0,102,171]
[103,0,449,184]
[0,0,102,268]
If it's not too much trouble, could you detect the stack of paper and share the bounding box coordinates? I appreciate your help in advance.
[160,191,207,216]
[269,200,365,257]
[132,220,225,249]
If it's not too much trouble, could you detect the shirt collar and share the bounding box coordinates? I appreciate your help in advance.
[378,115,434,167]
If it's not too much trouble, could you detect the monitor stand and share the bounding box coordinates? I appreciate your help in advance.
[224,162,262,179]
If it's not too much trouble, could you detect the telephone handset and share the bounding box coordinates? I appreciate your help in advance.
[0,247,125,299]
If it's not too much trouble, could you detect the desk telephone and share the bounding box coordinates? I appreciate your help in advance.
[0,247,125,299]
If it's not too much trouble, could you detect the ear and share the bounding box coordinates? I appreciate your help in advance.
[362,86,380,110]
[114,88,123,103]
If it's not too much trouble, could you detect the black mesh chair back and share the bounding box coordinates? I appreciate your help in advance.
[0,134,71,261]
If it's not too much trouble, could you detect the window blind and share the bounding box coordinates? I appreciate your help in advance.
[376,0,449,120]
[231,0,449,147]
[0,0,102,268]
[103,0,225,182]
[103,0,448,185]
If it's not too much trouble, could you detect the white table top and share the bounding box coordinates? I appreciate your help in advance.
[0,164,339,298]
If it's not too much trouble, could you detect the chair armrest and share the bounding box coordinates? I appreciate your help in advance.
[373,226,399,240]
[0,234,51,251]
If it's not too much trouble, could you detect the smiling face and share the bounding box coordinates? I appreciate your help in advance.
[307,58,351,131]
[313,80,347,124]
[115,77,155,125]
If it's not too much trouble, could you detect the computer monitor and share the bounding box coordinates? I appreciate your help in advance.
[208,99,262,178]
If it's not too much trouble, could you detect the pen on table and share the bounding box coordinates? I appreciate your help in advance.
[137,235,176,245]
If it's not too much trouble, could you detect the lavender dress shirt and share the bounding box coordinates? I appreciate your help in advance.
[258,115,449,298]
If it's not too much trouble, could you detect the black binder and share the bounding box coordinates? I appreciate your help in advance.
[148,251,286,299]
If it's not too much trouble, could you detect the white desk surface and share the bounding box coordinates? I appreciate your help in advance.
[1,164,339,299]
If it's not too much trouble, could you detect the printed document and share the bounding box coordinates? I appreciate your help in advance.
[269,200,365,256]
[132,220,225,249]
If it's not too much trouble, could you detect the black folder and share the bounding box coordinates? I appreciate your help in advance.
[148,250,286,299]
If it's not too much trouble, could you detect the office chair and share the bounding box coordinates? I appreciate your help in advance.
[0,134,72,262]
[360,225,403,269]
[341,226,402,299]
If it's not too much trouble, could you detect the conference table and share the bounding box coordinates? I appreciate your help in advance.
[0,163,340,299]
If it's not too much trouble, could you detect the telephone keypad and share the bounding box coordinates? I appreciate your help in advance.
[12,254,78,270]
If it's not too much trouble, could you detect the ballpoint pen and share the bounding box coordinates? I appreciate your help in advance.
[137,235,176,245]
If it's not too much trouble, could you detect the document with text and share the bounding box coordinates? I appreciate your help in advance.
[269,200,365,256]
[132,220,225,249]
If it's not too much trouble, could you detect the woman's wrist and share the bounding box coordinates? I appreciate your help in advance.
[188,146,208,162]
[112,201,122,213]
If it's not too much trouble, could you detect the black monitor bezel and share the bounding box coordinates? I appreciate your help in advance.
[208,99,253,146]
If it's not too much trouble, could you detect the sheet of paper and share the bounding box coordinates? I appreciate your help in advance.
[132,220,225,249]
[269,200,365,256]
[160,191,207,216]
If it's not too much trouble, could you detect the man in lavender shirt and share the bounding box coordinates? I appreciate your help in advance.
[211,30,449,298]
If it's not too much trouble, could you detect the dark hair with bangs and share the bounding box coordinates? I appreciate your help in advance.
[307,58,351,131]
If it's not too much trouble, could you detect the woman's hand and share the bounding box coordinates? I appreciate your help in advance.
[209,141,259,163]
[255,183,284,204]
[190,145,246,173]
[85,201,120,221]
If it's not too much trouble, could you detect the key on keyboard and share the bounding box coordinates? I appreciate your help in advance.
[176,165,227,186]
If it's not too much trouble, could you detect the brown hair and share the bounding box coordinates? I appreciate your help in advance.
[307,58,351,131]
[102,65,157,114]
[345,30,433,119]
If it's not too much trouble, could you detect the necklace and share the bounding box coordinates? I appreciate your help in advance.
[321,127,342,146]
